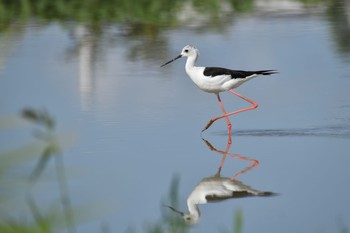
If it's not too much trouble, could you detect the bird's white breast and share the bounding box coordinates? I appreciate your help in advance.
[185,66,248,94]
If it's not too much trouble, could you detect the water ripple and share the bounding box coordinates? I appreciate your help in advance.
[215,124,350,139]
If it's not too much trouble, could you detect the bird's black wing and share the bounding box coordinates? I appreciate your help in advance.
[205,190,275,202]
[203,67,236,77]
[203,67,277,79]
[205,191,255,202]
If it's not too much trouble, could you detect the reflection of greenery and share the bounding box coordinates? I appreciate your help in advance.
[1,0,348,64]
[327,0,350,60]
[1,0,333,27]
[1,0,331,32]
[0,0,182,31]
[229,0,254,13]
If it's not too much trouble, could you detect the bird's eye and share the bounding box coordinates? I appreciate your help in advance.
[184,49,189,53]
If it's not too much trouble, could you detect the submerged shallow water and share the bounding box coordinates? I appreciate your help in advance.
[1,1,350,233]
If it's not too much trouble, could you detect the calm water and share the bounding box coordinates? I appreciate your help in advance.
[1,1,350,233]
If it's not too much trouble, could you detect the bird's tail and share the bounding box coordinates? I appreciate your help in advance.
[255,70,278,76]
[257,191,278,197]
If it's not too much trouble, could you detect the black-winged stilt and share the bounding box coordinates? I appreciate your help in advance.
[166,176,274,224]
[161,45,277,134]
[165,141,274,224]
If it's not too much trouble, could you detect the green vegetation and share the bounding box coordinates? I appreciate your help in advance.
[233,208,243,233]
[1,0,345,54]
[0,108,77,233]
[0,0,333,32]
[0,0,183,26]
[141,175,191,233]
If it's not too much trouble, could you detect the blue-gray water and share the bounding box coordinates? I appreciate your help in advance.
[1,1,350,233]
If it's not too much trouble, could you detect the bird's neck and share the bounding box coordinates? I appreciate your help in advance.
[187,200,200,220]
[185,54,198,71]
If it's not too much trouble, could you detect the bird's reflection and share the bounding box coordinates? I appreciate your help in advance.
[166,135,275,224]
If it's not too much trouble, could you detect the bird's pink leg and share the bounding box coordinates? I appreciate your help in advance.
[202,133,232,174]
[229,154,259,180]
[215,94,232,143]
[202,90,258,132]
[218,135,232,172]
[202,136,259,180]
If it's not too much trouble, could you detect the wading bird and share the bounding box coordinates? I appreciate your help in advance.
[161,45,277,134]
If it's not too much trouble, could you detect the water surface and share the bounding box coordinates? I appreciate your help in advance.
[1,1,350,233]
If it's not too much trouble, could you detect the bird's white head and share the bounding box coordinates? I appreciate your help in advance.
[182,213,200,224]
[160,45,199,67]
[180,45,199,58]
[165,205,200,225]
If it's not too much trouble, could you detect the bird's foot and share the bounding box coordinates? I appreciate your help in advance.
[202,119,214,132]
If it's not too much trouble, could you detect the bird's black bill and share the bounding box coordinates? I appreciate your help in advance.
[160,55,182,67]
[164,205,184,216]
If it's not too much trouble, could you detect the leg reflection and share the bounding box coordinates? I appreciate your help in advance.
[202,133,259,180]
